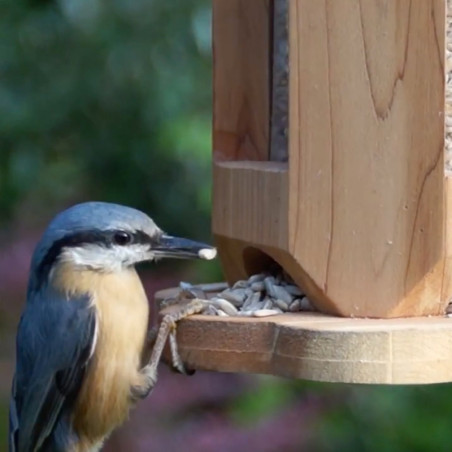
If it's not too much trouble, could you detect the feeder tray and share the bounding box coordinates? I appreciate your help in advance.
[156,0,452,385]
[155,287,452,385]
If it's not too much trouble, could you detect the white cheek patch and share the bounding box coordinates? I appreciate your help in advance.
[61,243,152,272]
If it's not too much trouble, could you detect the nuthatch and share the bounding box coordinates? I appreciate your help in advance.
[9,202,216,452]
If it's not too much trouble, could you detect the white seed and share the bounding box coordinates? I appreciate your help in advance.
[217,310,230,317]
[237,310,254,317]
[179,282,206,299]
[300,296,315,311]
[263,276,277,296]
[289,299,301,312]
[271,285,293,304]
[220,289,246,306]
[210,297,239,316]
[242,292,262,311]
[284,284,303,297]
[273,298,289,311]
[233,280,248,289]
[170,272,319,319]
[248,273,266,284]
[250,281,265,291]
[195,282,229,293]
[262,298,274,310]
[251,309,282,317]
[231,288,249,301]
[179,281,193,291]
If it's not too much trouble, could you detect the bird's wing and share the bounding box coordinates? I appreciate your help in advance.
[9,290,96,452]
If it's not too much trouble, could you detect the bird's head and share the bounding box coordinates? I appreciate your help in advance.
[29,202,216,291]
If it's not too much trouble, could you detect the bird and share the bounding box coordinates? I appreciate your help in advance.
[9,201,217,452]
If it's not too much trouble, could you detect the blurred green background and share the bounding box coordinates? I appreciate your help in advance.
[1,0,452,451]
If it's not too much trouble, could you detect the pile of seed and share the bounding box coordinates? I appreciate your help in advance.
[447,0,452,172]
[166,273,316,318]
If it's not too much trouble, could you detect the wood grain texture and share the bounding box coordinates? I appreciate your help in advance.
[156,288,452,384]
[287,0,446,316]
[213,0,271,162]
[442,176,452,303]
[213,161,288,248]
[212,0,448,318]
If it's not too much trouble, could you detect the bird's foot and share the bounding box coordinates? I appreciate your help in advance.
[136,300,205,399]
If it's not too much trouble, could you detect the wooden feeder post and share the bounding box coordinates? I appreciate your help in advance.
[213,0,450,319]
[157,0,452,385]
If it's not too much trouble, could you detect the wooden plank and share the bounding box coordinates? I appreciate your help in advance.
[212,161,289,285]
[156,288,452,384]
[442,176,452,303]
[213,161,288,248]
[288,0,446,317]
[213,0,271,162]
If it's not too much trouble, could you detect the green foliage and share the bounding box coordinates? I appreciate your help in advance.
[228,376,296,426]
[226,378,452,451]
[304,384,452,452]
[0,0,212,239]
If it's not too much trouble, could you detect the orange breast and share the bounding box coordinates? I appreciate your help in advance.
[52,266,149,447]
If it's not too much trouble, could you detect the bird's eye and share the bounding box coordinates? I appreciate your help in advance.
[113,231,132,246]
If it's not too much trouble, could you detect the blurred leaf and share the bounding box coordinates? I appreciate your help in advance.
[0,0,212,240]
[228,377,295,426]
[307,384,452,452]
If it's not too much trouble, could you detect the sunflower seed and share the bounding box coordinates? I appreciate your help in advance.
[166,271,316,319]
[242,292,262,311]
[300,296,314,311]
[273,298,289,311]
[179,281,206,299]
[264,276,278,297]
[237,310,254,317]
[250,281,265,291]
[220,288,247,306]
[195,282,229,292]
[251,309,282,317]
[271,285,293,304]
[210,297,239,316]
[233,280,248,289]
[248,273,266,284]
[285,284,303,297]
[262,298,274,310]
[244,288,254,299]
[217,310,230,317]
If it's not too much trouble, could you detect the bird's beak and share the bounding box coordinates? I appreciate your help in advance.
[152,234,217,260]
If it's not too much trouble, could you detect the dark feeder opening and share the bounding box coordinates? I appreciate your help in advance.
[242,247,295,284]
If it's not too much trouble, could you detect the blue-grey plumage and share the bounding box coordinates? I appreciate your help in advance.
[9,202,217,452]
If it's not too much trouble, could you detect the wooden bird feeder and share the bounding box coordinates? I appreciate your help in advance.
[156,0,452,384]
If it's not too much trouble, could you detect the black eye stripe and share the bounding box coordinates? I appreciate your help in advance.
[131,230,161,246]
[35,229,160,286]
